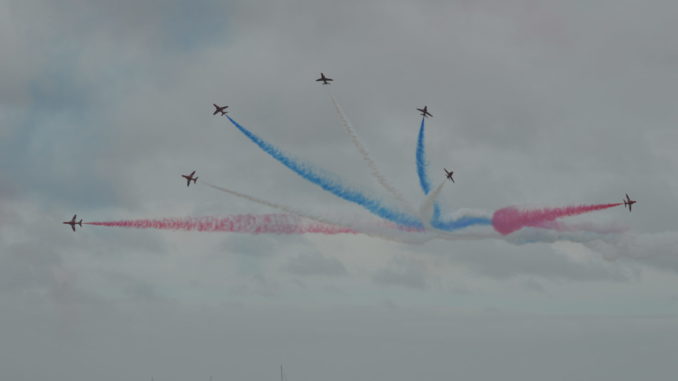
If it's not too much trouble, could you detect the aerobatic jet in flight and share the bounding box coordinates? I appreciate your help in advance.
[316,73,333,85]
[181,170,198,187]
[63,214,83,232]
[212,104,229,115]
[444,168,455,183]
[417,106,432,118]
[623,193,637,212]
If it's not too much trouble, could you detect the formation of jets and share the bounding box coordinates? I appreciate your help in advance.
[181,170,198,187]
[212,104,229,115]
[63,214,83,232]
[63,72,638,232]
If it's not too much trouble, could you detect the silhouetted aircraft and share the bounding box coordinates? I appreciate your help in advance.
[444,168,455,183]
[212,104,229,115]
[63,214,83,232]
[181,170,198,187]
[417,106,432,118]
[316,72,333,85]
[623,193,637,212]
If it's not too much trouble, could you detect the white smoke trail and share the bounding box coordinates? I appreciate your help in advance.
[329,93,416,214]
[418,181,446,228]
[201,180,427,243]
[202,181,343,226]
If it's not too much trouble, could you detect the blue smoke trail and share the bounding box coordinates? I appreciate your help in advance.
[416,118,491,230]
[416,117,442,221]
[432,216,492,231]
[416,117,431,195]
[226,116,424,229]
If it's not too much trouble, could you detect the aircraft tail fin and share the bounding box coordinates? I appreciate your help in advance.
[78,220,83,226]
[194,177,198,183]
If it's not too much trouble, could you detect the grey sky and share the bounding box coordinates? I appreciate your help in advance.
[2,0,678,380]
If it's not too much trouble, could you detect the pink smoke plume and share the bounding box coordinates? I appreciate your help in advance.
[492,203,623,235]
[85,214,357,235]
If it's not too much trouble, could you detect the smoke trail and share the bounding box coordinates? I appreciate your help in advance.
[419,181,445,227]
[416,179,492,232]
[202,181,426,242]
[85,215,356,235]
[415,117,444,222]
[202,181,337,226]
[329,93,415,213]
[433,215,493,231]
[416,117,432,195]
[225,115,423,228]
[492,203,623,235]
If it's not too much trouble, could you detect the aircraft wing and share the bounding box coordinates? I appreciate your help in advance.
[71,224,76,232]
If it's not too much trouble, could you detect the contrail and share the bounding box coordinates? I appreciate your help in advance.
[85,215,357,234]
[492,203,623,235]
[225,115,423,228]
[329,93,415,214]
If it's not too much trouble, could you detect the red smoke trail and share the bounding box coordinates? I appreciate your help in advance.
[492,203,623,235]
[85,214,357,235]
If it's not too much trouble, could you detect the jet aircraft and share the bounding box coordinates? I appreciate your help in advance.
[623,193,637,212]
[63,214,83,232]
[181,170,198,187]
[212,104,229,115]
[316,73,333,85]
[444,168,455,183]
[417,106,432,118]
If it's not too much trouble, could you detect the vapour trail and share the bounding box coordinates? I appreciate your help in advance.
[492,203,623,235]
[85,215,357,234]
[225,115,423,228]
[329,93,415,214]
